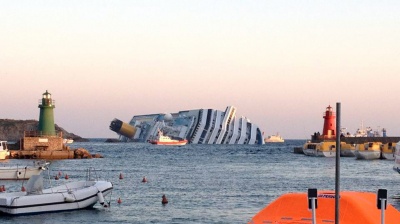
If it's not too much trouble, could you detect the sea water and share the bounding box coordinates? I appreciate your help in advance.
[0,140,399,224]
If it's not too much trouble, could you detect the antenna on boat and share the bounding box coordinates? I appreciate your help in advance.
[335,102,341,224]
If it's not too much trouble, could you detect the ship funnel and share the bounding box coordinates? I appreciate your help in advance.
[109,119,136,139]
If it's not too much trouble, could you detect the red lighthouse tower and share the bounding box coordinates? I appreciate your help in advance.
[322,105,336,139]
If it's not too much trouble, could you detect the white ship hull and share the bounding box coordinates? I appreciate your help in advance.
[354,150,381,160]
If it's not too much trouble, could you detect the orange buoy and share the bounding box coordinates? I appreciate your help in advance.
[117,197,122,204]
[142,176,147,183]
[119,173,124,179]
[21,186,26,192]
[162,194,168,205]
[65,174,69,179]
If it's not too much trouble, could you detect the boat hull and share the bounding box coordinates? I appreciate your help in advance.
[303,142,336,157]
[354,150,381,160]
[0,167,45,180]
[150,140,187,146]
[0,180,113,215]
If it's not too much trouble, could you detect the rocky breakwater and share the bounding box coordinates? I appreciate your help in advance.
[1,119,102,160]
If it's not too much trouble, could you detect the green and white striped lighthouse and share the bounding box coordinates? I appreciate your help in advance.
[38,90,56,136]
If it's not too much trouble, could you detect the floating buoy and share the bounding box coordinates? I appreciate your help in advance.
[162,194,168,205]
[142,176,147,183]
[21,186,26,192]
[55,175,59,180]
[65,174,69,179]
[117,197,122,204]
[119,173,124,180]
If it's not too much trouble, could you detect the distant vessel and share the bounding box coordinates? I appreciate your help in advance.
[0,141,10,160]
[110,106,264,145]
[149,130,188,146]
[63,138,74,144]
[264,133,284,143]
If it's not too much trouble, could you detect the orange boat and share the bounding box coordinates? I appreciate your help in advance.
[249,190,400,224]
[149,130,188,146]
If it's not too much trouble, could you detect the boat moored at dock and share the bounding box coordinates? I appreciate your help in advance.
[354,142,382,160]
[0,141,10,160]
[303,141,336,157]
[381,142,396,160]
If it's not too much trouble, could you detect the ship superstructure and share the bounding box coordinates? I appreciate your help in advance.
[110,106,264,145]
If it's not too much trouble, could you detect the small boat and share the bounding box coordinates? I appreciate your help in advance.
[248,190,400,224]
[340,142,356,157]
[381,142,396,160]
[149,129,188,146]
[0,141,10,160]
[0,161,50,180]
[302,141,336,157]
[63,138,74,144]
[354,142,381,160]
[264,133,284,143]
[0,168,113,215]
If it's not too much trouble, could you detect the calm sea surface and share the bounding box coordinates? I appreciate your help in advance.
[1,140,399,223]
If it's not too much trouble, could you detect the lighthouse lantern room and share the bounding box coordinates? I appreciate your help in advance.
[38,90,56,136]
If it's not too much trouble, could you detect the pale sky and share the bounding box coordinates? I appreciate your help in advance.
[1,1,400,139]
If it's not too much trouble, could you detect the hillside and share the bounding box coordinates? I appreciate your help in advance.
[0,119,88,142]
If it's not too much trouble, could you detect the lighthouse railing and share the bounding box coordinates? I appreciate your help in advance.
[24,131,62,138]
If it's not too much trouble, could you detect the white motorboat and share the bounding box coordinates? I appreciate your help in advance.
[0,141,10,160]
[0,161,50,180]
[354,142,381,160]
[0,168,113,215]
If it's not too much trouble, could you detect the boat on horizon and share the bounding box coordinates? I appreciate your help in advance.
[264,133,284,143]
[0,161,50,180]
[0,141,10,160]
[0,168,113,215]
[149,129,188,146]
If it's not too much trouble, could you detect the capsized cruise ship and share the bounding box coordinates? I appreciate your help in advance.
[109,106,264,145]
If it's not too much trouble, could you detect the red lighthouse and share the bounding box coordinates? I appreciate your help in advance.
[322,105,336,138]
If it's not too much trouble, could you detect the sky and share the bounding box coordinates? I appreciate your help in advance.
[1,0,400,139]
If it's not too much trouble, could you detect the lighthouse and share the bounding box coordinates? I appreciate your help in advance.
[38,90,56,136]
[322,105,336,139]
